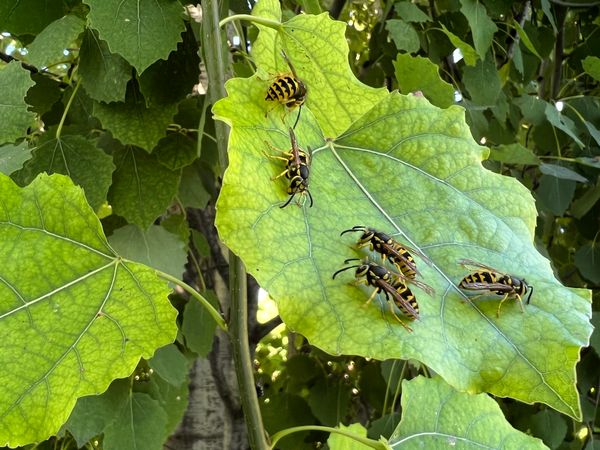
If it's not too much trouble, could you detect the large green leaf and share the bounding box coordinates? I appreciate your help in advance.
[25,15,85,69]
[389,377,547,448]
[214,74,592,419]
[12,134,115,210]
[249,0,386,137]
[0,173,177,446]
[84,0,185,73]
[0,0,64,36]
[0,62,35,145]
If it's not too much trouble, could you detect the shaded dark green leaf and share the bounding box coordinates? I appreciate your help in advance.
[25,74,62,115]
[181,291,220,357]
[394,2,431,23]
[0,142,32,175]
[459,0,497,60]
[489,143,541,165]
[155,132,197,170]
[582,56,600,82]
[393,54,454,108]
[0,62,36,145]
[0,0,64,36]
[572,182,600,219]
[148,344,188,387]
[463,57,501,105]
[539,163,588,183]
[536,175,576,215]
[385,20,420,53]
[575,243,600,284]
[545,104,584,148]
[79,29,132,103]
[25,15,84,69]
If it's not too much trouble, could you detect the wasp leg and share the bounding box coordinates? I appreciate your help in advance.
[271,169,290,181]
[496,293,511,318]
[461,292,487,304]
[365,288,379,306]
[388,302,413,332]
[515,294,525,313]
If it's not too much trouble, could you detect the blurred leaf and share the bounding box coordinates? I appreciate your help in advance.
[513,20,542,59]
[582,56,600,82]
[368,413,401,441]
[0,141,32,175]
[460,0,497,60]
[541,0,557,33]
[178,164,211,209]
[261,393,316,450]
[307,378,352,426]
[438,24,478,66]
[13,134,115,210]
[590,313,600,357]
[393,54,454,108]
[389,377,547,448]
[298,0,322,15]
[108,146,181,228]
[489,143,541,165]
[108,224,187,279]
[0,0,64,35]
[181,291,219,357]
[528,409,568,448]
[386,20,420,53]
[93,95,178,152]
[536,175,576,215]
[147,344,188,387]
[584,121,600,147]
[84,0,186,73]
[575,243,600,284]
[576,156,600,169]
[103,392,169,450]
[25,15,84,68]
[328,424,380,450]
[155,132,197,170]
[79,29,132,103]
[463,57,501,105]
[65,379,130,448]
[0,62,36,145]
[0,173,177,446]
[545,104,585,148]
[514,96,547,125]
[394,2,432,23]
[539,163,588,183]
[572,182,600,219]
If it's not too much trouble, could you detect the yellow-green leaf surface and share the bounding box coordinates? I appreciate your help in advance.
[0,173,177,446]
[389,377,547,449]
[215,73,591,419]
[248,0,386,137]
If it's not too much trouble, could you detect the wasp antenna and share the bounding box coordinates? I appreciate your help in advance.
[280,190,297,209]
[340,226,365,236]
[343,258,361,264]
[526,285,534,304]
[292,104,302,130]
[332,265,359,279]
[288,127,297,146]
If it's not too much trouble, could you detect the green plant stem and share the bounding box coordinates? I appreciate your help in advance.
[269,426,389,450]
[219,14,282,31]
[204,2,269,449]
[55,78,81,139]
[155,270,227,332]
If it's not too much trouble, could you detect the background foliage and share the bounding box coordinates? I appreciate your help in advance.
[0,0,599,449]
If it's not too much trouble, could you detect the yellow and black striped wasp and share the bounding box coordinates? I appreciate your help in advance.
[340,226,434,295]
[457,259,533,317]
[264,127,313,208]
[265,50,307,129]
[333,258,419,332]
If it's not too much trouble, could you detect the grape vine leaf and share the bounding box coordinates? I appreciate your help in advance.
[214,72,592,419]
[393,54,454,108]
[0,173,177,446]
[25,15,85,69]
[84,0,185,73]
[108,146,181,228]
[79,29,132,103]
[249,0,387,137]
[12,134,115,210]
[0,62,36,145]
[388,377,547,449]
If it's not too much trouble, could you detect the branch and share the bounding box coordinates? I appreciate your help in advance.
[0,51,68,88]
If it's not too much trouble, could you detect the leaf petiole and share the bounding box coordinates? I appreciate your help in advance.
[269,426,391,450]
[219,14,283,31]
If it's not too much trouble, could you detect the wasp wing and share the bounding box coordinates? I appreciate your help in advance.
[375,279,420,320]
[459,282,514,293]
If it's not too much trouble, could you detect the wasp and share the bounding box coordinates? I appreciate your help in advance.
[340,226,434,294]
[264,127,313,208]
[333,258,419,332]
[265,50,307,129]
[457,259,533,317]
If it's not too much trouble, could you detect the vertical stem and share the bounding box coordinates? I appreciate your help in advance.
[202,1,269,449]
[551,5,567,100]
